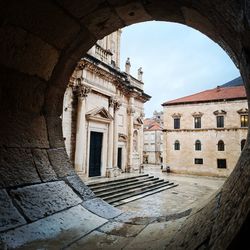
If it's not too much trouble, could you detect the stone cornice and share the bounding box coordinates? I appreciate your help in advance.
[162,127,248,132]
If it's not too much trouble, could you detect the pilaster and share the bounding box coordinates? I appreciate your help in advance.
[73,81,91,174]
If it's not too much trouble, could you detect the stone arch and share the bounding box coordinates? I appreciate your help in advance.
[0,1,249,249]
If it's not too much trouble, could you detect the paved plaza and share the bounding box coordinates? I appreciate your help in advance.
[66,165,225,250]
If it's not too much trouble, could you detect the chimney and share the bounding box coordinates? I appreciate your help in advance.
[138,67,143,81]
[125,57,131,74]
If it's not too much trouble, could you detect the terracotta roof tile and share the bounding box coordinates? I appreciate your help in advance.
[144,121,162,131]
[162,86,246,106]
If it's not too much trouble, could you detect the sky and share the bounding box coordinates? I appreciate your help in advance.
[120,21,240,118]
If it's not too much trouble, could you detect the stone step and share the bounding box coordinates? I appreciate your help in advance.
[93,176,159,194]
[87,174,149,188]
[112,184,179,207]
[96,179,166,198]
[103,181,175,203]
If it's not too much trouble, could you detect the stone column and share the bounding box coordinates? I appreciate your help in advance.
[73,82,91,174]
[127,97,135,172]
[113,99,121,170]
[106,97,114,177]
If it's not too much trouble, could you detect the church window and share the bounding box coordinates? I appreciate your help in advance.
[174,140,180,150]
[218,140,225,151]
[195,140,201,151]
[240,115,248,127]
[174,118,180,129]
[194,117,201,128]
[216,116,224,128]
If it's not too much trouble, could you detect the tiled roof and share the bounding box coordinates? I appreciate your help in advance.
[162,85,246,106]
[144,120,162,131]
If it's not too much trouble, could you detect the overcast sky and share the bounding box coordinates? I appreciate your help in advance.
[120,21,240,118]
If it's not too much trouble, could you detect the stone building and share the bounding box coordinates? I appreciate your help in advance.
[62,30,150,178]
[143,116,163,165]
[162,77,247,177]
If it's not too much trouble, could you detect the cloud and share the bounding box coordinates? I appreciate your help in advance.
[120,21,240,117]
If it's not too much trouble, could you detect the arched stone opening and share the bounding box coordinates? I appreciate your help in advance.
[0,1,249,249]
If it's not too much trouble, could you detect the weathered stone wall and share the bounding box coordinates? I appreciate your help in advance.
[0,0,249,249]
[163,99,248,176]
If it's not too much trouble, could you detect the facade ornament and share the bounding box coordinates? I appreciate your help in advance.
[110,96,122,110]
[114,100,122,111]
[140,111,145,118]
[171,113,182,118]
[213,110,227,115]
[125,57,131,74]
[73,83,91,99]
[109,97,115,108]
[118,133,128,142]
[127,107,135,115]
[192,112,204,117]
[237,108,248,114]
[138,67,143,81]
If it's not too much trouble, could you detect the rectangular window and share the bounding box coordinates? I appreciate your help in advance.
[194,158,203,164]
[217,159,227,169]
[194,117,201,128]
[174,118,180,129]
[240,115,248,127]
[216,116,224,128]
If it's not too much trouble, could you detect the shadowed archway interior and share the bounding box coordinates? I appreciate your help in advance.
[0,0,249,249]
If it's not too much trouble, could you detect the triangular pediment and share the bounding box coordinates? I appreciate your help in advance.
[237,108,248,114]
[86,107,113,123]
[134,117,143,125]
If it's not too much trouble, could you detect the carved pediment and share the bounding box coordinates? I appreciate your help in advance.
[86,107,113,123]
[192,112,203,117]
[213,110,227,115]
[118,133,128,142]
[237,108,248,114]
[134,117,143,125]
[171,113,182,118]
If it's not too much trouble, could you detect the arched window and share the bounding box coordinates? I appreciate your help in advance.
[218,140,225,151]
[241,139,246,151]
[174,140,180,150]
[195,140,201,151]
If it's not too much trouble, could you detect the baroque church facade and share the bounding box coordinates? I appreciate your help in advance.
[162,77,248,177]
[62,30,150,179]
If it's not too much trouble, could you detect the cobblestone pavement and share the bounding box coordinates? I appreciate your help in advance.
[65,165,225,250]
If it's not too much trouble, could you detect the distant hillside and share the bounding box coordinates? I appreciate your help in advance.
[221,76,243,87]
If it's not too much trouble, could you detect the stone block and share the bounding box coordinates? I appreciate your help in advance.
[98,221,145,238]
[114,212,156,225]
[82,198,122,219]
[47,148,75,178]
[32,149,57,182]
[115,2,152,25]
[0,189,26,232]
[143,0,185,23]
[0,113,49,148]
[81,6,123,39]
[124,218,187,250]
[0,205,107,249]
[0,148,41,188]
[68,230,130,250]
[0,0,80,50]
[0,23,59,81]
[57,0,105,19]
[10,181,82,221]
[66,175,95,201]
[0,67,47,114]
[45,116,65,148]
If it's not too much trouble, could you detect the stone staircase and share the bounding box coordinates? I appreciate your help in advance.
[87,174,178,206]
